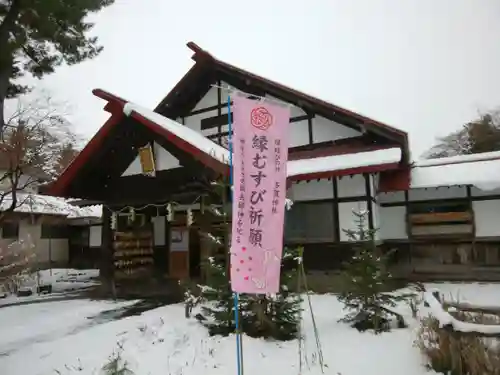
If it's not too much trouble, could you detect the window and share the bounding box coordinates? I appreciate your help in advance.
[68,226,89,246]
[408,202,469,214]
[285,201,335,243]
[1,222,19,239]
[41,224,69,239]
[407,200,473,238]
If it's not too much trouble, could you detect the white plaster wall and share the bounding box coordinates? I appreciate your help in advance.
[379,206,407,240]
[122,142,180,177]
[185,110,216,134]
[154,142,180,170]
[371,201,381,241]
[89,226,102,247]
[409,186,466,201]
[175,82,364,151]
[338,201,368,241]
[0,220,69,264]
[152,216,166,246]
[288,119,310,147]
[290,180,333,201]
[192,86,219,111]
[265,94,306,117]
[122,156,142,176]
[377,191,406,204]
[337,175,366,198]
[312,116,361,144]
[473,200,500,237]
[470,186,500,197]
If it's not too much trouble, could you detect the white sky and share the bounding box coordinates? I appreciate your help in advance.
[11,0,500,158]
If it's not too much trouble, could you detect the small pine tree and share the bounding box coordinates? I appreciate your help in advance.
[199,255,237,335]
[338,209,411,333]
[100,343,134,375]
[200,247,301,340]
[192,178,301,340]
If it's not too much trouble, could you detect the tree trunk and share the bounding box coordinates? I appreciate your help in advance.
[0,64,11,132]
[0,0,22,132]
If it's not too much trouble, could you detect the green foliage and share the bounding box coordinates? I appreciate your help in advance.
[100,342,134,375]
[200,247,302,341]
[189,178,302,341]
[0,0,115,103]
[241,246,302,340]
[338,209,413,333]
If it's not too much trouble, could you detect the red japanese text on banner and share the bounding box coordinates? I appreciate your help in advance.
[230,95,290,294]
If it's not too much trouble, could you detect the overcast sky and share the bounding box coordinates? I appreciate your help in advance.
[12,0,500,158]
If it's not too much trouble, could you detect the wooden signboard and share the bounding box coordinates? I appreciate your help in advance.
[138,144,156,176]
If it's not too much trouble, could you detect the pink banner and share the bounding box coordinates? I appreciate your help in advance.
[230,95,290,294]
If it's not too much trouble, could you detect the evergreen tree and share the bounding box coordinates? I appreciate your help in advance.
[241,246,302,341]
[338,209,412,333]
[190,178,302,341]
[0,0,115,129]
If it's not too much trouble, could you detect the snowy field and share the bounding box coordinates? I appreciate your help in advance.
[0,282,499,375]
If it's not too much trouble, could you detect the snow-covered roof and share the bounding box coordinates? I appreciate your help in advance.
[414,150,500,168]
[410,152,500,190]
[124,103,230,165]
[123,104,401,178]
[410,160,500,191]
[0,193,102,218]
[287,148,402,177]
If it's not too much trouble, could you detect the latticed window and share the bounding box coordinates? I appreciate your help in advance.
[284,201,335,243]
[1,222,19,239]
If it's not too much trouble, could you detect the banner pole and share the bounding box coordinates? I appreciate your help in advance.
[228,95,243,375]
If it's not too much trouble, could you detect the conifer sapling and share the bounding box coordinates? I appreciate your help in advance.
[338,208,413,333]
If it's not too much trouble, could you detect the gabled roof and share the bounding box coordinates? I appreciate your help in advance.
[155,42,409,157]
[45,89,229,198]
[46,89,403,198]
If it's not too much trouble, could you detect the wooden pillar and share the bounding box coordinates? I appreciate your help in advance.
[332,177,340,242]
[364,173,374,231]
[405,190,413,266]
[100,207,115,296]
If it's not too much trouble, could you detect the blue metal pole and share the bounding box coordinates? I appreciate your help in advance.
[228,95,242,375]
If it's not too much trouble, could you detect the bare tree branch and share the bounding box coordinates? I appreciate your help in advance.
[424,108,500,159]
[0,92,79,224]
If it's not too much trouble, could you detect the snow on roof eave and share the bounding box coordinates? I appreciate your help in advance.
[414,150,500,168]
[0,193,102,218]
[410,158,500,191]
[122,104,405,178]
[123,102,230,165]
[287,147,402,177]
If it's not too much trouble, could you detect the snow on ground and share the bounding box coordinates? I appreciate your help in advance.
[0,282,498,375]
[0,299,137,358]
[36,268,100,292]
[0,268,99,307]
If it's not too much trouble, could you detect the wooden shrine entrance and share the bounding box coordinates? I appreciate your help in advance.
[169,227,189,279]
[168,226,201,280]
[113,213,154,279]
